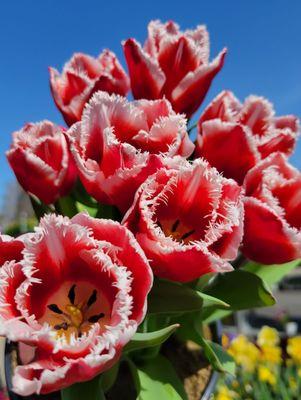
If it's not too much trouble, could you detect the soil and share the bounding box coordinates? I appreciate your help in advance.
[162,337,212,400]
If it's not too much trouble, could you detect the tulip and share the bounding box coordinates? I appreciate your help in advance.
[0,213,152,395]
[50,50,130,126]
[242,153,301,264]
[7,121,77,204]
[67,91,194,213]
[196,91,299,184]
[123,20,226,118]
[123,159,244,282]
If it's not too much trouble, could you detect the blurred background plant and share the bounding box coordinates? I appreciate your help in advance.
[214,326,301,399]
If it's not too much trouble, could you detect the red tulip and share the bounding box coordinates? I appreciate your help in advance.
[242,153,301,264]
[67,91,194,213]
[123,20,226,118]
[0,235,24,265]
[123,159,244,282]
[50,50,130,126]
[0,213,152,395]
[7,121,77,204]
[195,91,299,184]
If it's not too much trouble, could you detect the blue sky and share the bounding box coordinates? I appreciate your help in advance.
[0,0,300,206]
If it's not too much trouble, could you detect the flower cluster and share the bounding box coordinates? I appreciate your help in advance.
[216,326,301,399]
[0,214,152,395]
[2,18,301,398]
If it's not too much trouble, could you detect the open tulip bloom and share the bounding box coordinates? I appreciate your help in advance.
[1,18,300,400]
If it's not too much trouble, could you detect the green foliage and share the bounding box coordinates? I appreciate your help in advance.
[147,279,204,315]
[127,355,188,400]
[124,324,180,353]
[201,270,276,323]
[243,259,301,288]
[61,375,105,400]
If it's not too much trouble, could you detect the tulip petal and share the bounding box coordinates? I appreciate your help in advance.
[198,120,259,184]
[123,38,165,99]
[71,214,153,323]
[171,48,227,117]
[242,197,301,264]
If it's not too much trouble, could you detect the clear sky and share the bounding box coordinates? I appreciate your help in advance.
[0,0,300,206]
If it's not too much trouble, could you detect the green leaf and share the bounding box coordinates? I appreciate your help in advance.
[200,338,235,375]
[148,279,203,315]
[203,309,232,324]
[128,355,188,400]
[102,362,120,393]
[61,375,105,400]
[76,202,98,217]
[175,313,235,375]
[197,292,230,309]
[243,259,300,288]
[204,270,275,310]
[125,324,179,353]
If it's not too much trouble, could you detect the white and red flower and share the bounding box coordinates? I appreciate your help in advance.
[242,153,301,264]
[123,159,244,283]
[123,20,226,118]
[0,213,152,395]
[7,121,77,204]
[0,235,24,265]
[50,50,130,126]
[195,91,299,184]
[67,91,194,213]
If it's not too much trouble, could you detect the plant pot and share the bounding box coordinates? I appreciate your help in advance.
[4,322,221,400]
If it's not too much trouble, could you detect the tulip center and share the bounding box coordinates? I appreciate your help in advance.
[158,219,196,244]
[42,282,110,341]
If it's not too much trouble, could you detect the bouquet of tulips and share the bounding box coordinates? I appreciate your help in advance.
[1,19,300,400]
[216,326,301,400]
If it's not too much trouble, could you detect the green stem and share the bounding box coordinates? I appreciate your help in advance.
[96,203,121,221]
[61,375,105,400]
[71,179,98,208]
[55,196,78,218]
[30,195,54,220]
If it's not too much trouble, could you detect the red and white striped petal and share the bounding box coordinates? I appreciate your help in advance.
[123,159,243,282]
[242,197,301,264]
[197,120,260,185]
[123,38,165,100]
[67,92,193,212]
[171,49,227,117]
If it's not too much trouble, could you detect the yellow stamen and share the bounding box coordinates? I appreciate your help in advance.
[65,304,83,328]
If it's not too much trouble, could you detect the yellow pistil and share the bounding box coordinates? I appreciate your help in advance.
[65,304,84,328]
[47,284,105,342]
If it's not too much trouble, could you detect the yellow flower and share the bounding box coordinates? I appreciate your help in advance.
[289,377,297,391]
[215,385,237,400]
[222,333,230,349]
[228,335,260,372]
[287,337,301,364]
[260,345,282,365]
[258,365,276,386]
[257,326,280,347]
